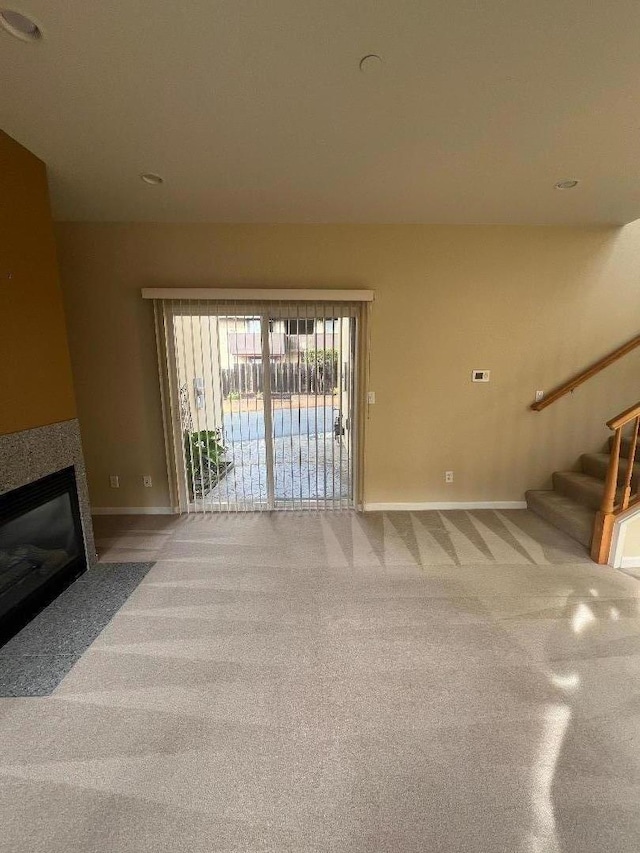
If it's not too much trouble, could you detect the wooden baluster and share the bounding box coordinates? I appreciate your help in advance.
[603,428,622,514]
[621,416,639,510]
[591,427,622,564]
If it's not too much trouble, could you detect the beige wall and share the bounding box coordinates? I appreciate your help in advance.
[0,130,76,435]
[55,222,640,509]
[621,515,640,560]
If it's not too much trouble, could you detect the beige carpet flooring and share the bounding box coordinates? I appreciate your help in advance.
[2,509,640,852]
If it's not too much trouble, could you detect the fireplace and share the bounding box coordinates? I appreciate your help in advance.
[0,466,86,645]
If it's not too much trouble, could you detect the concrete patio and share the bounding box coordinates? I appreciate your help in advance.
[207,431,351,508]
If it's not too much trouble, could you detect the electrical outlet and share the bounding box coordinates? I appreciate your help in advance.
[143,475,153,488]
[109,475,119,489]
[535,390,544,402]
[445,471,454,484]
[367,391,376,404]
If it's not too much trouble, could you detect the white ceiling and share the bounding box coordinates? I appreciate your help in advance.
[2,0,640,224]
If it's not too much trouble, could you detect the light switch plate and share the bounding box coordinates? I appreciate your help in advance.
[472,370,490,383]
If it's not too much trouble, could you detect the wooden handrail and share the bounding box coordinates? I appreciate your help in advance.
[531,333,640,411]
[607,401,640,431]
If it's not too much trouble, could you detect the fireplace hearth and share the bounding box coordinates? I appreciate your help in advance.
[0,466,86,646]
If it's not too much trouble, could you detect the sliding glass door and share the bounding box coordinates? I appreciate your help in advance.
[161,300,360,512]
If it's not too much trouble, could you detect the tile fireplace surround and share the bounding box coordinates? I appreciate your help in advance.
[0,419,96,568]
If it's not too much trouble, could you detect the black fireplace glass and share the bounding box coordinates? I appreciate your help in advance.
[0,467,86,644]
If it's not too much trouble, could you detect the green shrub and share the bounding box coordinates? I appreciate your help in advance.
[184,429,227,496]
[302,348,338,366]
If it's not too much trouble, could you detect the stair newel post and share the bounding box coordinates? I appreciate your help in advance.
[591,427,622,564]
[621,417,639,511]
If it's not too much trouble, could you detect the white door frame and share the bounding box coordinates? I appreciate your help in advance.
[259,313,277,510]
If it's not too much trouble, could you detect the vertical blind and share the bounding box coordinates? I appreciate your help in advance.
[152,297,366,514]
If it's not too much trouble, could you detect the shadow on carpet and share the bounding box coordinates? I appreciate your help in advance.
[0,562,154,697]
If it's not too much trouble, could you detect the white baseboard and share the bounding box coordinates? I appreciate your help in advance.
[92,502,528,515]
[91,506,179,516]
[620,556,640,569]
[362,501,528,511]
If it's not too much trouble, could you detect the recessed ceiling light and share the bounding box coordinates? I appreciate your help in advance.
[0,9,41,41]
[140,173,164,186]
[359,54,383,73]
[554,179,579,190]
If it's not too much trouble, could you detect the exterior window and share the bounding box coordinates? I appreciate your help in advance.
[284,319,315,335]
[246,318,274,332]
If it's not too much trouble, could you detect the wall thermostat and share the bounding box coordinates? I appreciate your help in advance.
[472,370,491,382]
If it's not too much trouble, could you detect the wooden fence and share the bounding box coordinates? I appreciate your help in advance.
[221,362,339,396]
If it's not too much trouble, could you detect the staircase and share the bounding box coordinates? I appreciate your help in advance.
[526,434,640,549]
[527,332,640,561]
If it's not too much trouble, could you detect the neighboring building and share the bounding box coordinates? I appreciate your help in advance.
[221,317,341,367]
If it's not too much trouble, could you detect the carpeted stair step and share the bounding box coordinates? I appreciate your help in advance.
[580,452,640,487]
[552,470,619,511]
[525,489,595,547]
[609,434,640,460]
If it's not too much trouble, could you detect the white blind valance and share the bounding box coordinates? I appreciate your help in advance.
[142,288,374,302]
